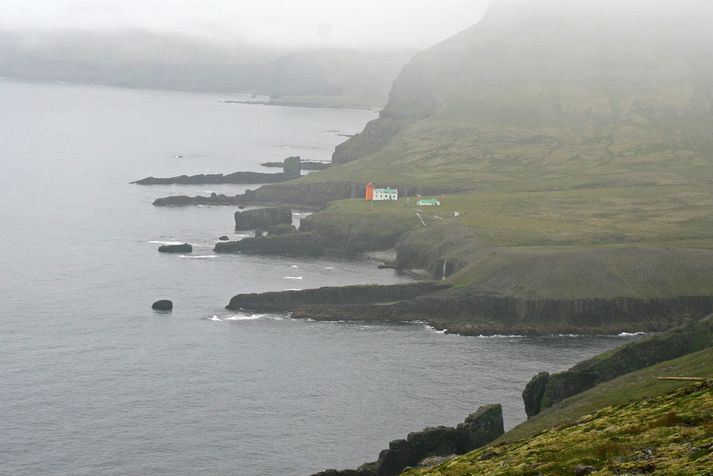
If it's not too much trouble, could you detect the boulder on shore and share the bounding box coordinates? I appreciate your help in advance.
[219,235,230,241]
[152,300,173,311]
[158,243,192,253]
[234,206,292,230]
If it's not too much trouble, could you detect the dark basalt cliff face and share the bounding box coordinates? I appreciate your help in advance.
[290,290,713,336]
[214,231,323,257]
[522,315,713,418]
[226,282,450,312]
[234,206,292,230]
[312,404,504,476]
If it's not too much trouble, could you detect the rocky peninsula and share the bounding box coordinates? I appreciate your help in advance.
[313,405,504,476]
[133,156,302,185]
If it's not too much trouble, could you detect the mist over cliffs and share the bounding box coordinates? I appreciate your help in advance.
[333,0,713,184]
[0,30,411,108]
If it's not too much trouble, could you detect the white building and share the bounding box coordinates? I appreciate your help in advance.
[373,187,398,201]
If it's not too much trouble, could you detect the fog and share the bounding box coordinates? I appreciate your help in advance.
[0,0,491,49]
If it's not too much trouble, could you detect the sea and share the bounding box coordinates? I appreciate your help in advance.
[0,79,640,476]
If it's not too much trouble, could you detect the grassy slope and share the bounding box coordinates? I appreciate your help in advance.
[403,378,713,475]
[503,347,713,443]
[313,188,713,298]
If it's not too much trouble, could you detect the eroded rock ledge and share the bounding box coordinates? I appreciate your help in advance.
[522,314,713,418]
[312,404,504,476]
[226,282,450,312]
[134,156,302,185]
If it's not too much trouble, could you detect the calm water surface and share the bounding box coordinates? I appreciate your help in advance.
[0,80,639,476]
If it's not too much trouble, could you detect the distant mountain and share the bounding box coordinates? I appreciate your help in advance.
[0,30,411,109]
[329,0,713,189]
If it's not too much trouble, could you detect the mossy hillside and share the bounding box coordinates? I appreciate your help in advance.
[314,185,713,249]
[315,188,713,298]
[523,316,713,417]
[300,120,713,192]
[502,347,713,444]
[403,381,713,476]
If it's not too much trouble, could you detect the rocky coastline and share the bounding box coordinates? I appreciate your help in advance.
[522,315,713,417]
[312,405,504,476]
[227,283,713,336]
[134,156,302,186]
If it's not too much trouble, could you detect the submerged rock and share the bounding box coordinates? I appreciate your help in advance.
[158,243,192,253]
[219,235,229,241]
[152,300,173,311]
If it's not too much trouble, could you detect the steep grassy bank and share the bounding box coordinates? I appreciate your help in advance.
[523,316,713,417]
[403,380,713,475]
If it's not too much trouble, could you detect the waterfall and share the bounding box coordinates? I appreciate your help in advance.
[442,259,448,280]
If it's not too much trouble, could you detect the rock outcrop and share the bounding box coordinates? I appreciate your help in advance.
[262,156,330,170]
[153,193,246,207]
[158,243,192,253]
[214,231,323,257]
[226,282,450,312]
[290,289,713,336]
[234,207,292,230]
[312,404,504,476]
[522,314,713,418]
[152,300,173,311]
[134,157,301,185]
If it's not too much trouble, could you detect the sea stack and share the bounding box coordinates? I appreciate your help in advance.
[158,243,192,253]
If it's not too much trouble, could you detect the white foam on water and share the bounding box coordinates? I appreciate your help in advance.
[149,240,185,245]
[209,315,223,322]
[290,265,299,268]
[225,314,262,321]
[324,267,336,270]
[618,331,647,337]
[424,324,447,334]
[474,334,526,339]
[284,276,303,280]
[179,255,217,259]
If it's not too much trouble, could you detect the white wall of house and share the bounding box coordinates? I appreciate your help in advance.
[373,189,398,200]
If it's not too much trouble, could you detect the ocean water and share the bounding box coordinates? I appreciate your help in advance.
[0,80,639,476]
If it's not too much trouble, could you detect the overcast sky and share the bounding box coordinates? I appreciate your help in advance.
[0,0,492,49]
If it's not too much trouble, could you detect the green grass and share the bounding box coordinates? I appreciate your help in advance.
[501,348,713,443]
[403,366,713,475]
[314,186,713,298]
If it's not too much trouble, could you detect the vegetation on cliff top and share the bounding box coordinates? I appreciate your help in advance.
[503,347,713,445]
[311,189,713,298]
[403,380,713,476]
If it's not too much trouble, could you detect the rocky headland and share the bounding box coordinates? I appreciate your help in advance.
[312,404,504,476]
[134,156,302,186]
[234,206,292,230]
[261,156,330,171]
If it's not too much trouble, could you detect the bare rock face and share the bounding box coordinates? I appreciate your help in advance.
[152,300,173,311]
[234,207,292,231]
[311,404,504,476]
[522,315,713,418]
[158,243,192,253]
[214,231,323,257]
